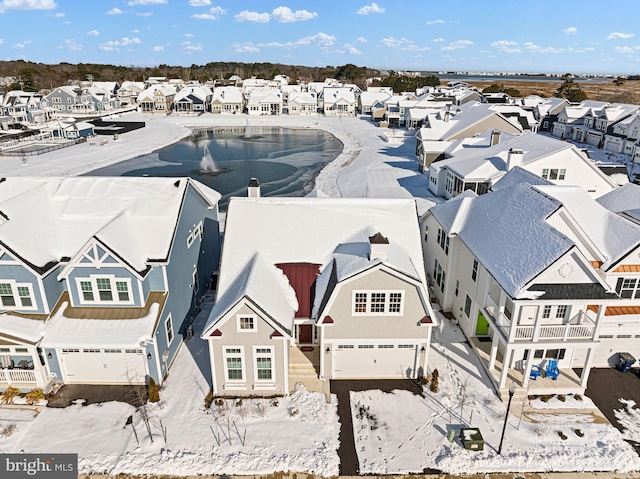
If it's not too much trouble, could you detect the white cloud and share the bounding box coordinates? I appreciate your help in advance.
[523,42,562,54]
[257,32,336,49]
[152,45,164,52]
[48,12,64,17]
[441,39,473,51]
[184,33,193,37]
[402,44,429,52]
[354,37,367,44]
[379,36,428,52]
[11,40,31,48]
[235,10,269,22]
[426,19,445,25]
[131,29,140,33]
[272,6,316,22]
[233,42,259,53]
[607,32,634,40]
[99,37,141,52]
[127,0,166,5]
[0,0,56,14]
[182,41,202,51]
[189,0,210,5]
[137,11,152,16]
[107,7,122,15]
[0,39,4,45]
[433,37,444,42]
[59,38,82,51]
[191,5,226,20]
[345,46,363,55]
[491,40,521,54]
[563,26,577,35]
[357,2,385,15]
[86,30,99,36]
[614,45,640,53]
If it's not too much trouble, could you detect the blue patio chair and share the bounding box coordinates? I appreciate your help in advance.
[545,359,560,380]
[529,364,541,380]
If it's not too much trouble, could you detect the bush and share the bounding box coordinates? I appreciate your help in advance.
[557,394,566,402]
[25,389,45,405]
[235,398,243,407]
[270,398,279,408]
[148,378,160,403]
[540,395,551,403]
[204,389,214,409]
[575,429,585,437]
[574,394,583,401]
[214,398,225,407]
[288,407,299,417]
[429,369,439,393]
[558,431,568,440]
[0,423,17,438]
[1,386,20,405]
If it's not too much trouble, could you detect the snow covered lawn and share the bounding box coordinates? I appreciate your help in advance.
[0,298,340,476]
[350,314,640,475]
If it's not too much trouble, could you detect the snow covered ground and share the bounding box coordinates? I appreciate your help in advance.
[350,311,640,475]
[0,297,341,476]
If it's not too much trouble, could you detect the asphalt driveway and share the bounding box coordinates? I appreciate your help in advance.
[579,367,640,455]
[330,379,423,475]
[46,384,148,408]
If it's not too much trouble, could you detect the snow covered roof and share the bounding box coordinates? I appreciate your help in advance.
[0,177,220,275]
[211,86,243,103]
[40,301,160,348]
[209,197,428,326]
[247,88,282,105]
[597,183,640,214]
[430,184,573,298]
[0,313,45,344]
[491,166,553,191]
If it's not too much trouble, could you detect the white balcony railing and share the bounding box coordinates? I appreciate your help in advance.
[0,368,37,383]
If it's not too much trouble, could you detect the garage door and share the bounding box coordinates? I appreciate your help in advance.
[332,343,418,379]
[60,348,148,384]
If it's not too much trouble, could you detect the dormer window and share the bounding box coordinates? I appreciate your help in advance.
[0,281,35,310]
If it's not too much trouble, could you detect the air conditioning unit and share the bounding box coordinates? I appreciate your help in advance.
[186,324,194,339]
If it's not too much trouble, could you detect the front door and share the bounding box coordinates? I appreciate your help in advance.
[476,311,489,336]
[298,324,313,344]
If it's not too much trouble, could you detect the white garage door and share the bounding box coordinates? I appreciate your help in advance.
[60,348,148,384]
[332,343,419,379]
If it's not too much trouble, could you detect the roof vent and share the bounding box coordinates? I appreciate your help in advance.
[369,232,389,262]
[248,177,261,197]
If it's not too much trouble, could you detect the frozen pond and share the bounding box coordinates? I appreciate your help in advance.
[88,126,343,208]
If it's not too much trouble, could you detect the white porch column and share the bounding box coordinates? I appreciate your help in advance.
[488,337,499,370]
[508,303,521,342]
[580,348,596,388]
[591,304,607,340]
[421,327,432,375]
[522,348,534,389]
[499,347,512,388]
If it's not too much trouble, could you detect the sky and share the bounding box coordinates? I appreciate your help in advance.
[1,0,640,75]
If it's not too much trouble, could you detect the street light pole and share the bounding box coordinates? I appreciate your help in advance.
[498,382,516,455]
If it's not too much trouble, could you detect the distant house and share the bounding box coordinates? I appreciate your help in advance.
[211,86,244,114]
[202,193,435,397]
[322,87,356,116]
[246,88,283,116]
[44,86,97,115]
[358,89,392,116]
[0,90,47,125]
[0,177,221,393]
[136,85,177,112]
[117,82,145,107]
[173,84,213,115]
[287,91,317,115]
[42,120,94,140]
[534,97,570,132]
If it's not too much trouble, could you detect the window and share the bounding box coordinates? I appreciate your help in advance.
[542,305,552,319]
[358,344,374,349]
[472,259,478,282]
[352,291,404,315]
[225,348,244,381]
[254,347,273,381]
[187,221,203,248]
[75,276,133,305]
[464,295,472,318]
[437,227,450,255]
[0,281,35,309]
[424,225,428,243]
[541,168,566,180]
[556,305,568,319]
[434,259,446,293]
[455,279,459,297]
[165,315,174,345]
[616,277,639,299]
[238,315,255,331]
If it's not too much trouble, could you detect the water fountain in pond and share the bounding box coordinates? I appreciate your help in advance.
[198,145,226,175]
[243,120,253,139]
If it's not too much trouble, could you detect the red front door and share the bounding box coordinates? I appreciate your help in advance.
[298,324,313,344]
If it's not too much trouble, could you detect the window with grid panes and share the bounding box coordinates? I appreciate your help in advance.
[225,349,243,380]
[354,293,367,313]
[389,293,402,313]
[116,281,129,301]
[96,278,113,301]
[17,286,32,307]
[255,348,273,380]
[80,281,94,301]
[370,293,386,313]
[0,283,15,306]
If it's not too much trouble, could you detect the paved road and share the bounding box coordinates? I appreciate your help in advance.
[579,366,640,455]
[330,379,423,475]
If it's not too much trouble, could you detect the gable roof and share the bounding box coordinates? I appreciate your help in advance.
[0,177,220,275]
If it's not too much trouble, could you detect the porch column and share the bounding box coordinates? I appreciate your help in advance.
[421,327,432,375]
[499,347,512,388]
[532,305,543,341]
[488,336,499,370]
[580,348,596,388]
[508,303,521,342]
[591,304,607,340]
[522,348,534,389]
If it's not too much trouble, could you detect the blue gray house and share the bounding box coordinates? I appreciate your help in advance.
[0,177,221,392]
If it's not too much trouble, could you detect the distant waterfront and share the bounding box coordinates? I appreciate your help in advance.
[434,74,611,84]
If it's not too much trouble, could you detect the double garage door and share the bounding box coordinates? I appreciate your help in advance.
[332,343,419,379]
[60,348,148,384]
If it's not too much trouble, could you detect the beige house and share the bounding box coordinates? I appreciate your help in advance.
[202,194,436,398]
